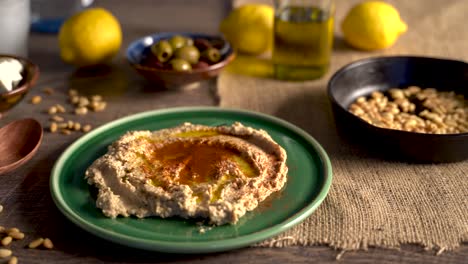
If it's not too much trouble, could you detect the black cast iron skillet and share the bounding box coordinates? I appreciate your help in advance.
[327,56,468,163]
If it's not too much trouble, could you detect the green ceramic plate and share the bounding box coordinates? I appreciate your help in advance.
[50,107,332,253]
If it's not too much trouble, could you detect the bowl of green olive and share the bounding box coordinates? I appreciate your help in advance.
[126,32,235,89]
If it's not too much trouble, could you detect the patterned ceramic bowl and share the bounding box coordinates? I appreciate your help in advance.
[126,32,235,90]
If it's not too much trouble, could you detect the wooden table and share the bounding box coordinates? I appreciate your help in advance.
[0,0,466,263]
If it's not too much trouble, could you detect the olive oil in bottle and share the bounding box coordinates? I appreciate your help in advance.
[273,5,334,80]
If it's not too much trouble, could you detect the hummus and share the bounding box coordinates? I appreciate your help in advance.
[85,122,288,225]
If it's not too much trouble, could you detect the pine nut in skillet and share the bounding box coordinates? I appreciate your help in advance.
[348,86,468,134]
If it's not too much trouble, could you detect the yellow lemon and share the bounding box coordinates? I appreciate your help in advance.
[341,1,407,50]
[220,4,274,55]
[59,8,122,66]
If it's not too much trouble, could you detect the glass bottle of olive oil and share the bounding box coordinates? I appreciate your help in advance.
[273,1,334,81]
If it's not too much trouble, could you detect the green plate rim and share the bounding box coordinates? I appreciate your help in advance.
[50,106,333,253]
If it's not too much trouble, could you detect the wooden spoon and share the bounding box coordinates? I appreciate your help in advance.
[0,118,43,175]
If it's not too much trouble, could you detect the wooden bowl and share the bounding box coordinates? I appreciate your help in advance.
[126,32,235,89]
[0,118,43,175]
[0,54,40,117]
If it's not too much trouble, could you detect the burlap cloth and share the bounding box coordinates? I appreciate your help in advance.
[217,0,468,251]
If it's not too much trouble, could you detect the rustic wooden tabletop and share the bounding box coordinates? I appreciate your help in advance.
[0,0,466,263]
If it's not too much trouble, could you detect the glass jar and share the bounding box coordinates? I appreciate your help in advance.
[31,0,94,33]
[273,0,335,81]
[0,0,30,57]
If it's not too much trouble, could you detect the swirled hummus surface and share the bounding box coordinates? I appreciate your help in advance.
[85,122,288,225]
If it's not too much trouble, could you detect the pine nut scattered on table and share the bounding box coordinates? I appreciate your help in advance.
[6,228,20,234]
[30,95,42,104]
[50,115,64,122]
[60,129,72,135]
[73,122,81,131]
[57,123,68,129]
[0,249,12,258]
[28,238,44,249]
[91,95,102,102]
[55,104,66,113]
[67,120,74,129]
[70,96,79,104]
[82,124,92,133]
[43,238,54,249]
[75,107,88,115]
[36,89,106,135]
[9,231,25,240]
[68,89,78,97]
[78,97,89,107]
[8,256,18,264]
[47,106,57,115]
[1,236,12,246]
[49,122,58,133]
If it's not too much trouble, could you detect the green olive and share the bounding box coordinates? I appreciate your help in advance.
[168,35,187,50]
[169,58,192,71]
[174,46,200,64]
[150,40,173,63]
[202,47,221,63]
[185,37,194,46]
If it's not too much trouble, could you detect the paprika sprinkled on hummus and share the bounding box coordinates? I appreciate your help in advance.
[85,122,288,225]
